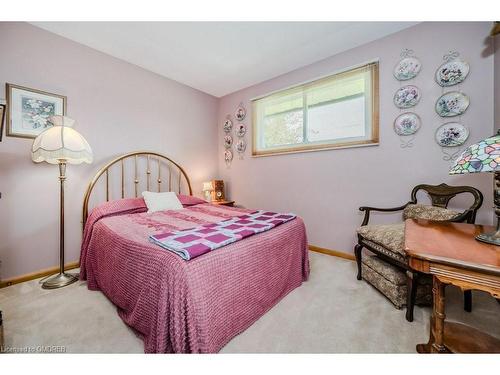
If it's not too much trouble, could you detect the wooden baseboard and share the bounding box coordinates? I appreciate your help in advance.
[308,245,355,261]
[0,262,80,288]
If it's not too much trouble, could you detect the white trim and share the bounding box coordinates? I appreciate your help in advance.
[249,58,380,102]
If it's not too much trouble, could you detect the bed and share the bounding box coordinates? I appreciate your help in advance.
[80,151,309,353]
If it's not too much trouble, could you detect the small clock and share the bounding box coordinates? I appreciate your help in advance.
[210,180,225,202]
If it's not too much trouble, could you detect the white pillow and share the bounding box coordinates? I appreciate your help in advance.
[142,191,183,213]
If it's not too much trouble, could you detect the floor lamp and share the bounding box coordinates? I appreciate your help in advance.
[31,115,93,289]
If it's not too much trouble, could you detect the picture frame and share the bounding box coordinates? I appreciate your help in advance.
[6,83,67,139]
[0,103,5,142]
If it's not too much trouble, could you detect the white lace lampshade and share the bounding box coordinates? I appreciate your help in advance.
[32,115,93,164]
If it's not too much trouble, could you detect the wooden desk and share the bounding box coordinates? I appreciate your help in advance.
[404,219,500,353]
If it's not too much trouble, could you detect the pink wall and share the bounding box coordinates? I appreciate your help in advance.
[218,22,496,255]
[0,22,218,280]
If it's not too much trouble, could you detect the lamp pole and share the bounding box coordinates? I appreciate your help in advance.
[41,159,78,289]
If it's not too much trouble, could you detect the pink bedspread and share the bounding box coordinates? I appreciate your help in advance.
[80,198,309,353]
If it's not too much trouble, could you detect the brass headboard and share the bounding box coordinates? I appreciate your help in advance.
[82,151,193,226]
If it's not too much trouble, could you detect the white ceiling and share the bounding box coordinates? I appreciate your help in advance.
[32,22,417,97]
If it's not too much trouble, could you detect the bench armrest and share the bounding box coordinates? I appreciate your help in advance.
[358,202,412,226]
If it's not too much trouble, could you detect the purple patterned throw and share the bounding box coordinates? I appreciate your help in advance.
[149,210,296,260]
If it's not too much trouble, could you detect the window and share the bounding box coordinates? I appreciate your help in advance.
[251,62,379,156]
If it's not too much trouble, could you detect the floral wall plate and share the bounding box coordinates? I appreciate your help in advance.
[435,122,469,147]
[224,135,233,148]
[394,85,421,108]
[223,118,233,133]
[435,91,470,117]
[235,105,246,121]
[224,149,233,162]
[393,112,421,136]
[435,59,470,87]
[393,57,422,81]
[236,123,247,137]
[236,139,246,153]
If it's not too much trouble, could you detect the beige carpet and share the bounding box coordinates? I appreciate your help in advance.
[1,252,499,353]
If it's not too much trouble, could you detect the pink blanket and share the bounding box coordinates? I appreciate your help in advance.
[80,198,309,353]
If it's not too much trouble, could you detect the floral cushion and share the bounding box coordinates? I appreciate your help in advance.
[357,223,405,258]
[361,255,432,309]
[402,204,460,221]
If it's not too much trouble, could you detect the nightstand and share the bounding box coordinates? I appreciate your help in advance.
[210,200,235,207]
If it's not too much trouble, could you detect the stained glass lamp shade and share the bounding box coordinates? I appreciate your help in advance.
[449,131,500,245]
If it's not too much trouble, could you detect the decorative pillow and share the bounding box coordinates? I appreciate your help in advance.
[177,194,207,207]
[403,204,460,221]
[142,191,183,213]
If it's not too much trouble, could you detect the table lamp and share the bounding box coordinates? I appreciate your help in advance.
[32,115,93,289]
[202,181,213,201]
[449,130,500,245]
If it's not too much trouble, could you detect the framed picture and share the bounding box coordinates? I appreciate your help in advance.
[6,83,67,139]
[0,103,5,142]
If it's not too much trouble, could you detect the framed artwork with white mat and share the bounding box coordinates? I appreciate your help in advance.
[6,83,67,139]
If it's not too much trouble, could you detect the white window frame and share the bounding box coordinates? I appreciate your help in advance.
[251,61,379,157]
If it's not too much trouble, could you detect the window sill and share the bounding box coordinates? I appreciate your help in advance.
[251,140,379,158]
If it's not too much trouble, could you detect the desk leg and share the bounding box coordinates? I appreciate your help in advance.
[417,276,448,353]
[431,276,447,353]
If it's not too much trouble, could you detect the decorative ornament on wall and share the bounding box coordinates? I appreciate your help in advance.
[435,91,470,117]
[236,123,247,137]
[434,51,471,162]
[394,85,421,109]
[394,112,421,136]
[224,134,233,148]
[223,114,234,167]
[393,49,422,81]
[235,103,246,121]
[224,149,233,166]
[236,138,246,158]
[392,49,422,149]
[435,52,470,87]
[223,116,233,133]
[233,103,247,160]
[435,122,469,148]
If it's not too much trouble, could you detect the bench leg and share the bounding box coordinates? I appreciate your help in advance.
[354,243,363,280]
[406,271,419,322]
[463,290,472,312]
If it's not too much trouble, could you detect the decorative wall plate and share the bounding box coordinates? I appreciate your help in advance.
[235,104,246,121]
[435,59,470,87]
[224,149,233,163]
[223,118,233,133]
[236,123,246,137]
[236,139,246,153]
[435,91,470,117]
[435,122,469,147]
[394,85,421,108]
[393,57,422,81]
[393,112,421,136]
[224,135,233,148]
